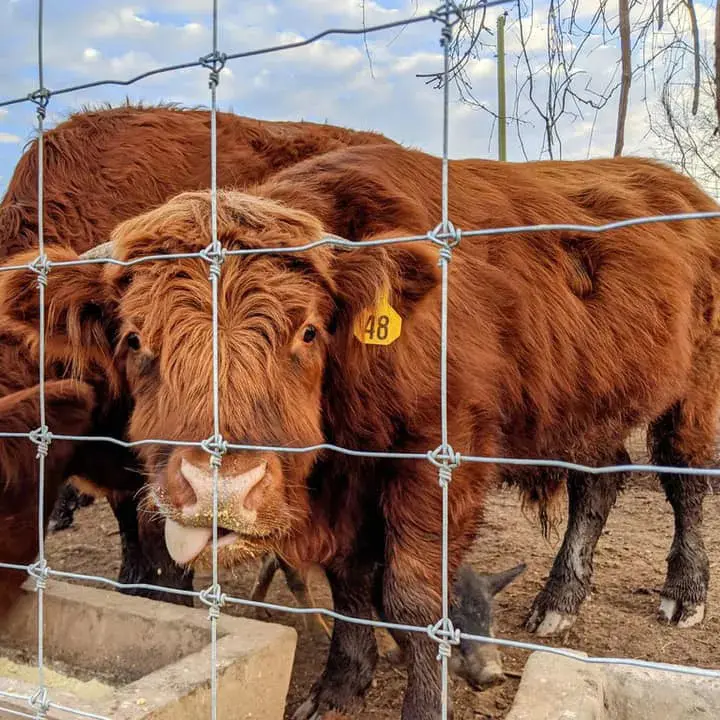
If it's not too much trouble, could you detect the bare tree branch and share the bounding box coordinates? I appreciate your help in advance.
[410,0,718,194]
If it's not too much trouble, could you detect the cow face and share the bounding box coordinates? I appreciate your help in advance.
[107,190,439,569]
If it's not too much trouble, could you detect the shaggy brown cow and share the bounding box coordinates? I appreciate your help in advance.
[102,144,720,719]
[0,380,96,615]
[0,101,400,611]
[0,238,525,691]
[0,104,529,687]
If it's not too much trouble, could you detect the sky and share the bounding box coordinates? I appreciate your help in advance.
[0,0,717,197]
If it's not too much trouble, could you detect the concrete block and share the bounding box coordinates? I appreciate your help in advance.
[505,649,720,720]
[0,579,297,720]
[505,650,605,720]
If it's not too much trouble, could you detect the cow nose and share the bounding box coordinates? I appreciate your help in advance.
[173,458,268,517]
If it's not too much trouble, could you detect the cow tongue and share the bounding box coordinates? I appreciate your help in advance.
[164,518,212,565]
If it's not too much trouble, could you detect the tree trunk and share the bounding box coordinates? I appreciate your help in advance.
[715,0,719,134]
[685,0,700,116]
[615,0,632,156]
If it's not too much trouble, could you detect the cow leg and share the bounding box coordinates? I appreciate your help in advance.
[292,562,378,720]
[48,481,82,532]
[525,447,629,637]
[249,553,281,619]
[650,402,714,628]
[277,557,333,637]
[379,475,477,720]
[108,491,195,607]
[250,553,332,637]
[381,550,451,720]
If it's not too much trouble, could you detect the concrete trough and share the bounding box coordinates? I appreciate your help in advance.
[0,579,297,719]
[506,649,720,720]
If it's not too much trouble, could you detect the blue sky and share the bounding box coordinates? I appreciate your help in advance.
[0,0,716,197]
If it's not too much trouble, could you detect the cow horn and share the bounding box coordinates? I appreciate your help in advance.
[79,240,115,260]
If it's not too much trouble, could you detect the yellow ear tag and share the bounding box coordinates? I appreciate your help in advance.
[353,289,402,346]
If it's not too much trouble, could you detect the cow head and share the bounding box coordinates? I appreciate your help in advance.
[0,244,124,406]
[103,189,440,569]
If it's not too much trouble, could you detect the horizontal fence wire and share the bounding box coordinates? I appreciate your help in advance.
[1,211,720,274]
[0,0,512,109]
[1,0,720,719]
[4,429,720,477]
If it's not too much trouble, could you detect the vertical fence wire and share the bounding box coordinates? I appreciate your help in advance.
[31,0,49,716]
[437,3,454,717]
[206,1,225,719]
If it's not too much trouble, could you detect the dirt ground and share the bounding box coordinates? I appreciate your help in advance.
[44,432,720,719]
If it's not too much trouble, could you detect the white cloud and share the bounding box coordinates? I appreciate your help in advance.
[0,0,716,200]
[393,52,444,74]
[0,133,21,144]
[90,7,160,38]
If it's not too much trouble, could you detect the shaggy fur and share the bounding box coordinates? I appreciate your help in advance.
[0,103,401,610]
[106,144,720,719]
[0,380,96,615]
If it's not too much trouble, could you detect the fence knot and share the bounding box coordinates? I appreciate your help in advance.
[439,22,453,48]
[428,444,461,469]
[200,243,225,280]
[427,221,461,261]
[199,584,226,620]
[428,445,461,487]
[29,686,50,717]
[28,254,51,287]
[430,1,459,41]
[427,618,461,661]
[199,51,228,89]
[28,88,51,119]
[201,434,227,469]
[29,425,52,459]
[28,559,49,592]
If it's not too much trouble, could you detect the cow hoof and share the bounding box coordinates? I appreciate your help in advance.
[48,520,72,532]
[292,697,320,720]
[658,596,705,628]
[525,608,577,637]
[48,514,74,532]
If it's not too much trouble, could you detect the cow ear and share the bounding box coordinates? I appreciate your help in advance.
[0,380,95,493]
[329,231,440,328]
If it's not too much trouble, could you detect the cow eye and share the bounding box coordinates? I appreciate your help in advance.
[126,333,141,351]
[302,325,317,343]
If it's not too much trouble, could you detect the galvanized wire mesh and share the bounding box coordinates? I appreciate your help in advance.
[1,1,720,719]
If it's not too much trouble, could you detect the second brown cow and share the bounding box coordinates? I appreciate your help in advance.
[98,144,720,718]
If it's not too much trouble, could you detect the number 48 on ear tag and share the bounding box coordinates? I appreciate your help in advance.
[353,290,403,346]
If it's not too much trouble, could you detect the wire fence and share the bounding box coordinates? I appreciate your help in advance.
[1,0,720,719]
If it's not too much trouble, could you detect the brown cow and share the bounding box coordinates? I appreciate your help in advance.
[0,104,527,690]
[0,243,128,611]
[101,144,720,719]
[0,248,526,695]
[0,101,401,612]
